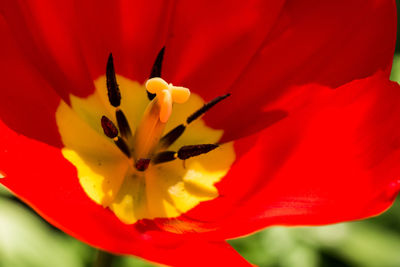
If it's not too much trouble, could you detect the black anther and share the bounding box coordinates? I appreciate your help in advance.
[159,94,231,148]
[158,124,186,149]
[147,47,165,100]
[187,93,230,124]
[106,53,121,107]
[101,116,118,138]
[114,137,131,158]
[177,144,219,160]
[152,151,177,164]
[116,109,132,139]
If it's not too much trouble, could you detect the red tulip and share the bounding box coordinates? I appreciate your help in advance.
[1,1,400,266]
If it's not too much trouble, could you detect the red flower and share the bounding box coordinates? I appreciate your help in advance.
[1,1,400,266]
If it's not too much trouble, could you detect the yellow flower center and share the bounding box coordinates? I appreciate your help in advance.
[55,74,235,224]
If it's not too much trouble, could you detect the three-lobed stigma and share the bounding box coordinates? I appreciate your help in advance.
[145,77,190,123]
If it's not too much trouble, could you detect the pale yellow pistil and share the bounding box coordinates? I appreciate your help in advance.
[133,77,190,162]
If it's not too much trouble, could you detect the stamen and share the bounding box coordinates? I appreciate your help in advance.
[177,144,219,160]
[106,53,121,107]
[114,137,131,158]
[101,116,118,138]
[147,47,165,100]
[152,151,177,164]
[159,94,231,149]
[135,158,151,171]
[187,93,230,124]
[147,91,156,102]
[158,124,186,149]
[101,116,131,158]
[152,144,218,165]
[116,109,132,139]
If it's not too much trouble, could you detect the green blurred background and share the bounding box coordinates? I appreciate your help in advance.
[2,3,400,267]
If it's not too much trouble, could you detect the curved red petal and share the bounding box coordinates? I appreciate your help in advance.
[0,0,174,99]
[3,1,395,141]
[71,0,174,84]
[0,16,62,147]
[157,72,400,239]
[0,2,94,99]
[0,121,250,266]
[200,0,397,141]
[163,0,286,100]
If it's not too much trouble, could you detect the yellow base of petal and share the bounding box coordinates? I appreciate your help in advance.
[56,75,235,224]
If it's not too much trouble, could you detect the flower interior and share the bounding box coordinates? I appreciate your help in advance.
[55,51,235,224]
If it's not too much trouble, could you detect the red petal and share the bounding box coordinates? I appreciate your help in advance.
[0,121,250,266]
[0,0,174,99]
[71,0,174,84]
[158,72,400,239]
[1,1,398,262]
[199,0,397,141]
[0,2,94,99]
[3,1,395,141]
[0,16,62,146]
[163,0,285,100]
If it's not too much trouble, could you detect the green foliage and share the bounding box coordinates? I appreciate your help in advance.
[0,195,88,267]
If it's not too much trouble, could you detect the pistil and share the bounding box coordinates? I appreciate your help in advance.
[133,77,190,164]
[133,96,167,161]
